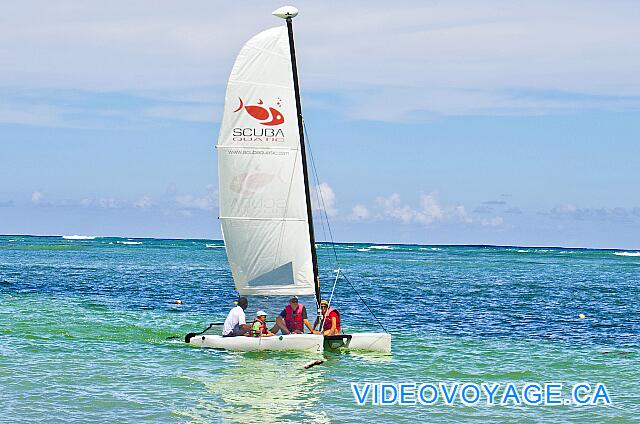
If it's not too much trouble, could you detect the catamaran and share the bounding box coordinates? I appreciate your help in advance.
[185,6,390,353]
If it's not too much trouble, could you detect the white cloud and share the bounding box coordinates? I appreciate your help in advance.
[376,193,415,223]
[175,185,216,211]
[28,189,219,212]
[133,196,152,209]
[99,198,120,208]
[376,192,446,224]
[453,205,473,224]
[365,192,481,226]
[505,207,523,214]
[311,182,337,217]
[552,204,578,215]
[419,193,444,224]
[1,1,639,123]
[550,204,640,221]
[31,191,44,203]
[480,216,504,227]
[80,197,123,208]
[349,204,370,221]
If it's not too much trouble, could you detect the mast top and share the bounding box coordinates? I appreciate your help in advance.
[272,6,298,20]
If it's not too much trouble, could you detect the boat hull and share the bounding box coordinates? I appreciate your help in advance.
[185,332,391,353]
[187,334,323,352]
[328,332,391,353]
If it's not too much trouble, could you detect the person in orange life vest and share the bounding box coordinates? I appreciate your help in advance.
[314,299,341,336]
[271,296,318,335]
[250,311,275,337]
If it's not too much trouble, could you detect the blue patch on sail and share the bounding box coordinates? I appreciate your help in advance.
[246,262,295,287]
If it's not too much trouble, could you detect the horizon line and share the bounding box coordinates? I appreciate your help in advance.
[1,233,637,252]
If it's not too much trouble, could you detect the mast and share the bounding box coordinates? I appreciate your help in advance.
[274,7,321,309]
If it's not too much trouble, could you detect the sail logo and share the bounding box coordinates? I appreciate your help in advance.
[230,172,274,193]
[234,97,284,126]
[232,97,285,142]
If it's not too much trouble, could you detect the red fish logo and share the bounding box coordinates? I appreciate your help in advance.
[233,98,284,126]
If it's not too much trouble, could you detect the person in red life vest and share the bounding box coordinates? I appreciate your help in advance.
[250,311,275,337]
[314,299,341,336]
[271,296,318,335]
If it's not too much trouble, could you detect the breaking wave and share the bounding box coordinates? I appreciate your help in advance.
[614,252,640,257]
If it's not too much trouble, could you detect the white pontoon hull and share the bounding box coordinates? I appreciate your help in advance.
[186,332,391,353]
[188,334,323,352]
[343,332,391,353]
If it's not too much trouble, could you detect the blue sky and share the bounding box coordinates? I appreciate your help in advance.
[1,1,640,249]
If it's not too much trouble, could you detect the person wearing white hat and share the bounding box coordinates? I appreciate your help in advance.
[251,310,275,337]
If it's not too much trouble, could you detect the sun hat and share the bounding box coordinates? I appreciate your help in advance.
[256,310,267,317]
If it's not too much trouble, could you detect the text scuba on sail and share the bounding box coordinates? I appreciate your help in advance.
[232,127,285,142]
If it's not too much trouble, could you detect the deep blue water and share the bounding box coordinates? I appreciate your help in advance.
[1,236,638,422]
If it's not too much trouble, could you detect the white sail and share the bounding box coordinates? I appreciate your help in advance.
[216,26,314,296]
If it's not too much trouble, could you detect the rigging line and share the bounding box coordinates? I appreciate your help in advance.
[303,120,388,334]
[342,273,389,334]
[327,268,340,308]
[302,119,338,267]
[302,117,333,271]
[319,268,341,330]
[310,158,329,250]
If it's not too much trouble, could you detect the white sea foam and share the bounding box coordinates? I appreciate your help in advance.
[62,235,96,240]
[369,245,392,250]
[517,250,529,253]
[614,251,640,257]
[419,247,442,251]
[206,244,225,249]
[356,248,370,252]
[118,241,142,245]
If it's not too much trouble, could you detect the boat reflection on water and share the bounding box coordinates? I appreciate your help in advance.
[178,351,330,423]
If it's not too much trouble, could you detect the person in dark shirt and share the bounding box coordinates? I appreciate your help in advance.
[271,296,318,334]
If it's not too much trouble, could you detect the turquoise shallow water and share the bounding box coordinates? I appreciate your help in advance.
[1,236,638,422]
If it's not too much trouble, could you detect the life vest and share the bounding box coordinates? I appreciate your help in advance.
[323,307,341,331]
[284,304,304,331]
[251,319,268,337]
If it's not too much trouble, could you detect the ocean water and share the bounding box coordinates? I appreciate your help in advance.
[1,235,638,423]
